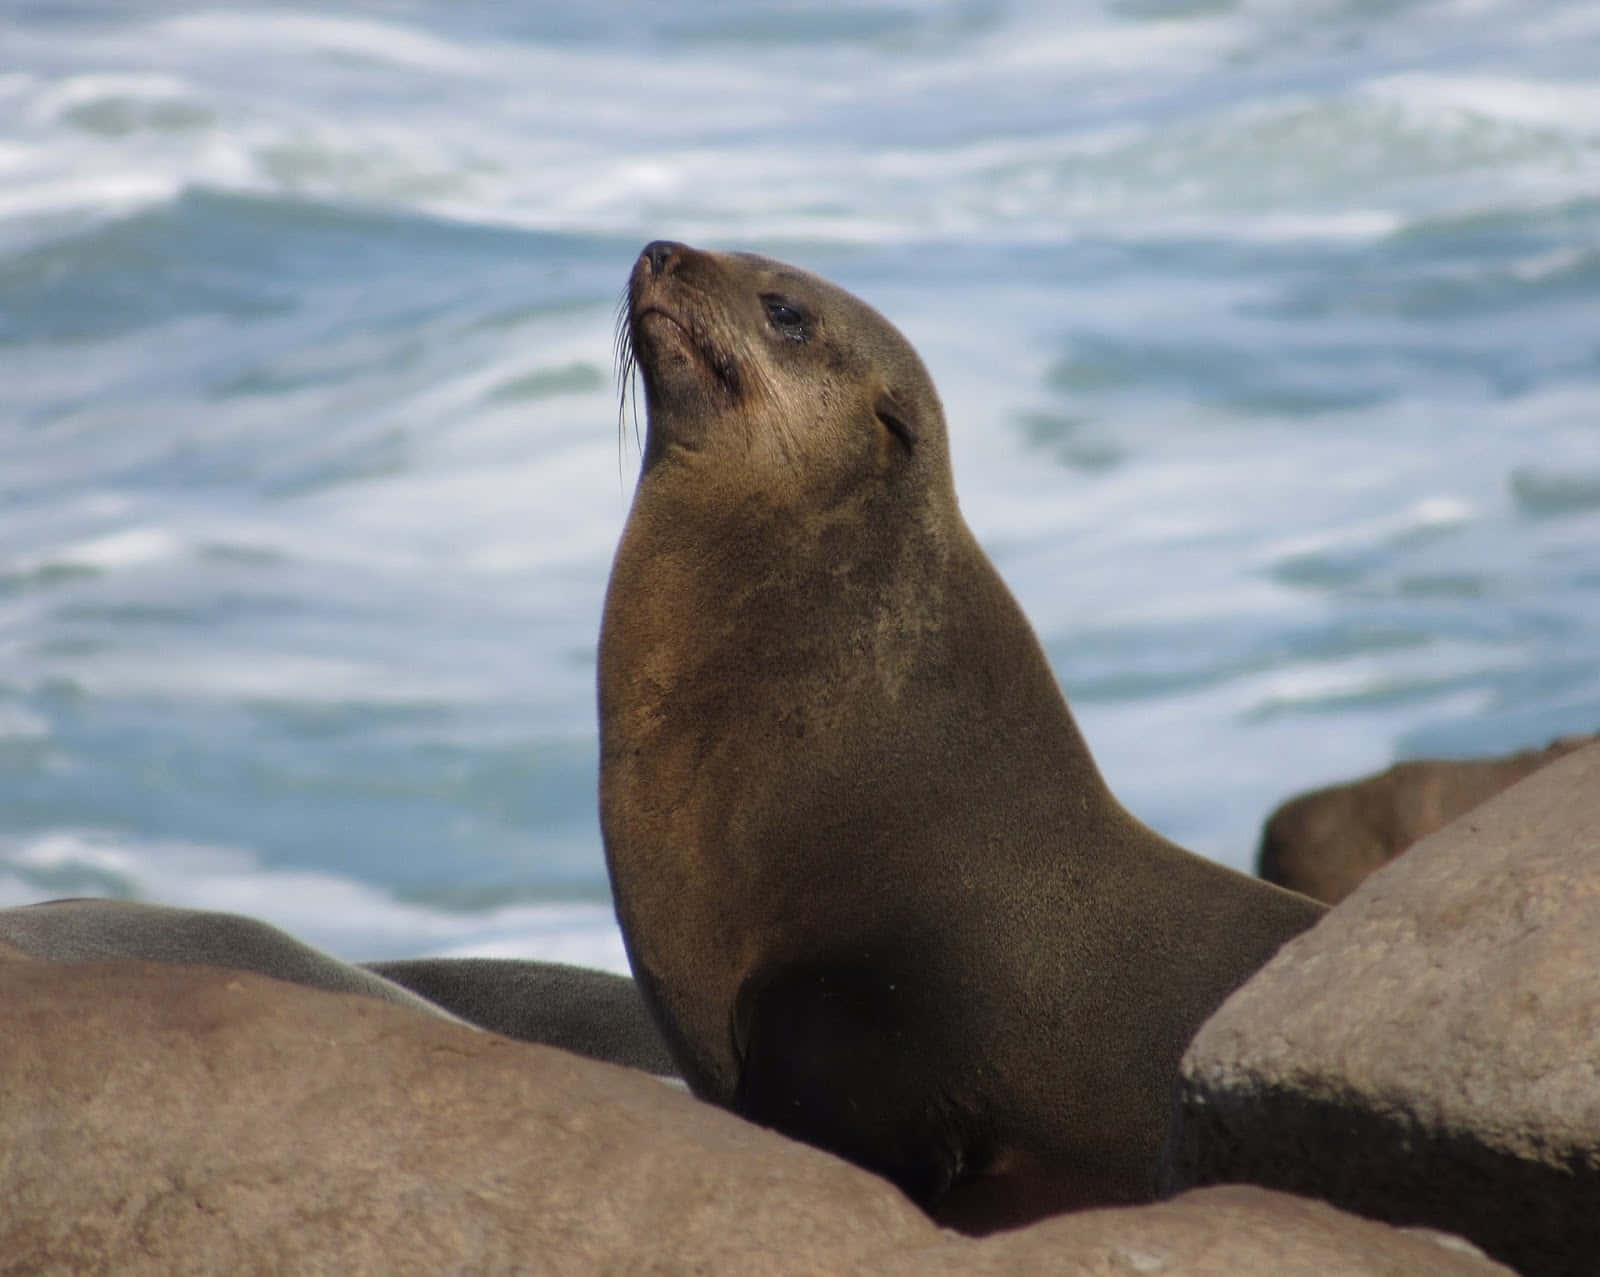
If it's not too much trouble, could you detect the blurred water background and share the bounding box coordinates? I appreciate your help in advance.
[3,0,1598,970]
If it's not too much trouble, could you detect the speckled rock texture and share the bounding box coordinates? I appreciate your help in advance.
[0,954,1506,1275]
[1176,741,1600,1276]
[883,1185,1508,1276]
[1257,733,1595,904]
[0,955,928,1275]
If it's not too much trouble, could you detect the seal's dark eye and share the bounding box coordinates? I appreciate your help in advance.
[761,295,809,341]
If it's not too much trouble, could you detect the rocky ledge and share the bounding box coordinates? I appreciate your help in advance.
[4,950,1503,1275]
[1175,740,1600,1276]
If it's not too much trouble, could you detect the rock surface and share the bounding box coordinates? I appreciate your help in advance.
[1,954,1506,1275]
[1175,741,1600,1276]
[1257,733,1595,903]
[1,899,675,1075]
[0,955,926,1275]
[890,1186,1508,1276]
[0,898,460,1020]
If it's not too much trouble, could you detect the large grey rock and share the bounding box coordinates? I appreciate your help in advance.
[1257,733,1595,904]
[1175,741,1600,1276]
[2,954,1505,1274]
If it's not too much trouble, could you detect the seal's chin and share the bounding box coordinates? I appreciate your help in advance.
[632,309,709,405]
[634,307,694,357]
[630,304,742,407]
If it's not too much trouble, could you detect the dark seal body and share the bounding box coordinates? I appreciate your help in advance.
[599,241,1326,1231]
[365,957,675,1074]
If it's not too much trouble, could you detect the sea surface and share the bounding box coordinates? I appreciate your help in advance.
[3,0,1598,970]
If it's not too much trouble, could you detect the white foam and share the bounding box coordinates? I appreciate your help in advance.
[25,72,198,124]
[1366,72,1600,134]
[0,0,1594,252]
[50,648,487,706]
[0,829,630,973]
[36,526,184,572]
[0,704,50,743]
[1236,648,1509,723]
[1134,209,1404,243]
[1258,497,1477,570]
[0,140,32,173]
[934,10,1243,81]
[156,12,483,76]
[0,171,180,225]
[1507,246,1589,283]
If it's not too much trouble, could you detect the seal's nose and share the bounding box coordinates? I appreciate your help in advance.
[642,240,685,277]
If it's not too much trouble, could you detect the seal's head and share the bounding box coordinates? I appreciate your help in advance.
[621,240,952,515]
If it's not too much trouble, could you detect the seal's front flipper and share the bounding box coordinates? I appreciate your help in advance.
[730,957,975,1213]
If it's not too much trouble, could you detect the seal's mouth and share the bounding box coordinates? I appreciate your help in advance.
[633,302,740,396]
[622,250,744,403]
[633,305,693,352]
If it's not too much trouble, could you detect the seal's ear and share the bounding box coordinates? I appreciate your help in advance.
[875,391,918,451]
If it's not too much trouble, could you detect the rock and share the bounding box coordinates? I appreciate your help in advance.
[2,955,1506,1274]
[1,899,675,1075]
[883,1185,1509,1275]
[1256,733,1595,904]
[1174,741,1600,1277]
[0,955,928,1275]
[0,898,460,1021]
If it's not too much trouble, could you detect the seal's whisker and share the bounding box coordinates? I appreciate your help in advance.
[613,288,641,479]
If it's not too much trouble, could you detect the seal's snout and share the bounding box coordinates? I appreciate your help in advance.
[642,240,687,277]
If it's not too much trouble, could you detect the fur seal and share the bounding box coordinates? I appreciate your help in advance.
[1257,732,1598,904]
[365,957,676,1074]
[600,240,1328,1231]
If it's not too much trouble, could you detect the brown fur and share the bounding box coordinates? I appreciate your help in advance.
[1257,734,1597,904]
[600,241,1326,1232]
[365,957,675,1075]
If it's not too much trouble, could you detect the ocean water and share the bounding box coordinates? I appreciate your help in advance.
[3,0,1597,970]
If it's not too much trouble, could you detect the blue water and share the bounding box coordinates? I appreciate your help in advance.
[4,0,1598,968]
